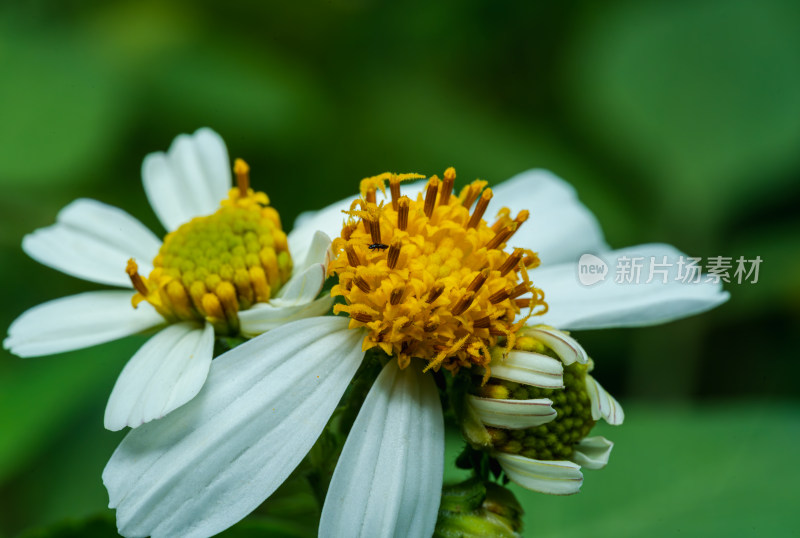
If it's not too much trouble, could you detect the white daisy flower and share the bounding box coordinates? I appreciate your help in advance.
[3,128,333,431]
[466,325,622,496]
[102,169,728,538]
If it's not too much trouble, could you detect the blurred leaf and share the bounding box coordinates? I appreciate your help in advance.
[567,0,800,225]
[0,27,126,186]
[0,338,140,483]
[17,514,117,538]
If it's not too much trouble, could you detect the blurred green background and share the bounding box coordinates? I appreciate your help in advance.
[1,0,799,536]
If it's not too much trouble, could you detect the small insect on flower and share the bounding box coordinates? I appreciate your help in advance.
[368,243,389,250]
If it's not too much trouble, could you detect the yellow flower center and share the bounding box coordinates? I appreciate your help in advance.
[127,159,292,334]
[329,168,548,374]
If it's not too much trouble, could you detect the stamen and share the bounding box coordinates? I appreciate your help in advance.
[489,287,511,304]
[506,210,529,240]
[489,327,507,336]
[387,239,402,269]
[452,291,476,316]
[467,268,490,293]
[126,259,149,297]
[345,244,362,267]
[461,181,486,209]
[499,248,524,276]
[427,283,445,303]
[508,283,529,300]
[514,298,532,309]
[440,167,455,206]
[390,286,404,305]
[353,274,371,293]
[234,159,250,196]
[424,321,439,332]
[467,189,493,229]
[390,176,401,210]
[492,207,511,232]
[398,197,410,231]
[486,225,515,249]
[473,316,492,328]
[424,177,440,218]
[352,312,374,323]
[365,187,377,204]
[342,220,358,241]
[369,216,382,244]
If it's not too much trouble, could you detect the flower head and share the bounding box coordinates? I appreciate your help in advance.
[329,169,546,372]
[101,167,728,538]
[4,129,332,431]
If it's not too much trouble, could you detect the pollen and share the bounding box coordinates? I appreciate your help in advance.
[127,160,292,334]
[329,169,547,374]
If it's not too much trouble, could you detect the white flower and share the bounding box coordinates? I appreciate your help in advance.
[4,128,333,431]
[468,326,622,496]
[102,168,728,538]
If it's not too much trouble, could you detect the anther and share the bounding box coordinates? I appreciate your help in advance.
[369,217,382,244]
[466,268,490,293]
[461,181,485,209]
[427,283,445,303]
[390,287,404,305]
[342,220,358,241]
[492,207,511,232]
[485,225,515,249]
[440,167,455,206]
[499,248,524,276]
[365,187,377,205]
[387,239,402,270]
[351,312,373,323]
[234,159,250,196]
[489,327,507,336]
[508,283,529,300]
[390,176,401,210]
[514,298,532,309]
[126,259,149,297]
[506,210,529,240]
[424,177,440,218]
[345,244,362,267]
[489,287,511,304]
[473,316,492,328]
[353,274,371,293]
[467,189,493,229]
[398,197,410,231]
[424,321,439,332]
[452,291,475,316]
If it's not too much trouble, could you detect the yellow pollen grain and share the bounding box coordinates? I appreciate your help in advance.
[329,169,547,373]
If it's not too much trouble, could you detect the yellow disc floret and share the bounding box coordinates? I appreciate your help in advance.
[127,159,292,335]
[329,168,547,375]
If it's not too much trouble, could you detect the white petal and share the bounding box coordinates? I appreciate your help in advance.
[142,128,231,232]
[532,243,730,330]
[320,360,444,538]
[495,452,583,495]
[275,262,325,305]
[104,322,214,431]
[571,436,614,470]
[288,180,427,263]
[491,169,608,266]
[238,296,335,337]
[291,230,332,276]
[22,199,161,287]
[103,317,365,538]
[468,395,556,429]
[520,326,588,365]
[585,375,624,425]
[488,350,564,388]
[4,291,164,357]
